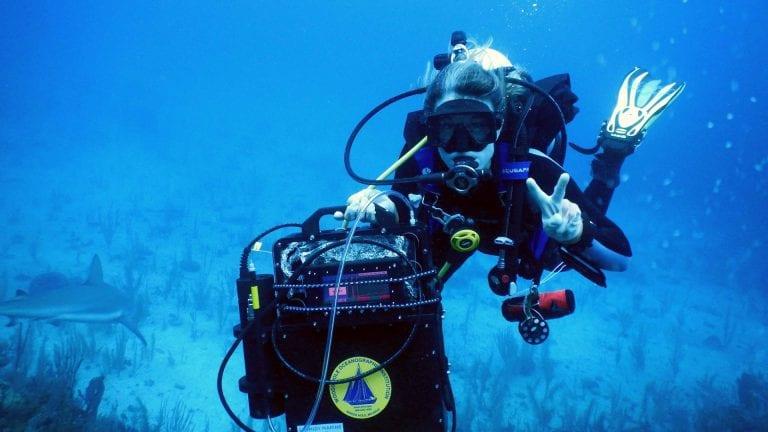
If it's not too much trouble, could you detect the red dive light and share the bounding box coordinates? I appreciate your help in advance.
[501,289,575,322]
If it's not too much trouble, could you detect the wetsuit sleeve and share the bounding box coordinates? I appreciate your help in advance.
[584,148,630,216]
[529,154,632,258]
[584,177,617,216]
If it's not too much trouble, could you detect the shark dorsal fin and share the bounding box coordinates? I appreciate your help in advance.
[15,289,27,297]
[86,255,103,285]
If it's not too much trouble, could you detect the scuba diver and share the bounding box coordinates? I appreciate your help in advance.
[221,32,685,432]
[342,34,685,297]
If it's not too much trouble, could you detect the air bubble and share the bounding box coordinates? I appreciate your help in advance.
[596,53,607,66]
[667,66,678,80]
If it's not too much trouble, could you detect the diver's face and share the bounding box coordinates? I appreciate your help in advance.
[429,93,499,171]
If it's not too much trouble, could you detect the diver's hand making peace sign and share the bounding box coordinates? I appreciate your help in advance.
[526,173,584,245]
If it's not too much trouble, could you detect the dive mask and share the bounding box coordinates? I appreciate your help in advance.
[426,99,502,153]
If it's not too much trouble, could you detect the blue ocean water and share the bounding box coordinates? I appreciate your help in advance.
[1,1,766,431]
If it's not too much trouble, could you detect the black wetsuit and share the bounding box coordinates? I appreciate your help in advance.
[393,74,632,282]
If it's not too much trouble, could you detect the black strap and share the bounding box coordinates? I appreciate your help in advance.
[495,87,537,290]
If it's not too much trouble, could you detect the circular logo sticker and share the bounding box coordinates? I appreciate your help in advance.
[328,356,392,419]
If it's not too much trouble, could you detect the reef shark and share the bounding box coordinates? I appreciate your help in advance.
[0,255,147,345]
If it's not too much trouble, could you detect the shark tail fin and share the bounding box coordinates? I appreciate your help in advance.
[87,255,104,285]
[120,317,147,346]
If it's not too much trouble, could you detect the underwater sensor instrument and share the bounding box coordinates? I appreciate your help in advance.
[220,203,456,432]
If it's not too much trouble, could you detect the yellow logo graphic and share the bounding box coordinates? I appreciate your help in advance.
[328,356,392,419]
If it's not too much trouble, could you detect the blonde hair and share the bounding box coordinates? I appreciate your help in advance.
[468,43,530,100]
[423,61,506,114]
[422,37,530,102]
[467,45,513,70]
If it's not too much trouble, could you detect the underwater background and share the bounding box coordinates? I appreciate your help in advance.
[1,0,767,431]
